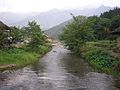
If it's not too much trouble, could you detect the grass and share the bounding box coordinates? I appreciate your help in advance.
[0,45,52,70]
[89,61,120,77]
[81,40,120,77]
[86,40,116,49]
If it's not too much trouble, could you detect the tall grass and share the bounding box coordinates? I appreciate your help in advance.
[0,45,51,69]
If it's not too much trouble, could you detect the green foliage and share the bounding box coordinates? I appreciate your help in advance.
[60,15,94,53]
[86,40,116,49]
[0,31,8,48]
[4,48,25,54]
[111,15,120,30]
[25,21,45,47]
[112,57,120,71]
[91,17,112,40]
[91,8,120,40]
[10,26,26,44]
[100,7,120,19]
[84,48,113,68]
[0,49,39,67]
[0,26,26,49]
[0,21,51,69]
[25,44,51,54]
[82,41,120,74]
[0,21,46,49]
[0,44,51,68]
[98,18,111,28]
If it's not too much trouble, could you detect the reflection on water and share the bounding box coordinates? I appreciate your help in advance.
[0,43,120,90]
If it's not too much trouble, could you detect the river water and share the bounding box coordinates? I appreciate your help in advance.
[0,43,120,90]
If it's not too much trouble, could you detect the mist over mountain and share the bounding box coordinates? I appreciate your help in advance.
[0,12,39,26]
[14,9,71,30]
[0,5,112,30]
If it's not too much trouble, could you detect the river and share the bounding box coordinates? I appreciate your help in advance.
[0,43,120,90]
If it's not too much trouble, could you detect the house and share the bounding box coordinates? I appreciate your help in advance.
[0,21,11,48]
[0,21,11,31]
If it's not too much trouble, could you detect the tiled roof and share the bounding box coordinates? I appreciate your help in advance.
[0,21,11,30]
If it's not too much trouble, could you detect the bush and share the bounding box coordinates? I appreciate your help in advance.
[60,15,94,53]
[3,48,25,54]
[112,57,120,71]
[25,44,51,54]
[84,48,114,68]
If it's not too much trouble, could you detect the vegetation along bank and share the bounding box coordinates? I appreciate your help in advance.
[60,8,120,76]
[0,21,52,70]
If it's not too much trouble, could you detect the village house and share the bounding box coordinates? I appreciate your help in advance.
[0,21,12,48]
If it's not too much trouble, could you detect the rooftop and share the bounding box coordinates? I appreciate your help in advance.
[0,21,11,30]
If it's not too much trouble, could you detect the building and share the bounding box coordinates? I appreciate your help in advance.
[0,21,11,31]
[0,21,11,48]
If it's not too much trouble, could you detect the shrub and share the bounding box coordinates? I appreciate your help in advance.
[112,57,120,71]
[84,48,114,68]
[4,48,25,54]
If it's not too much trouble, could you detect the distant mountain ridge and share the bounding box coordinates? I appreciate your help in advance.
[0,5,113,30]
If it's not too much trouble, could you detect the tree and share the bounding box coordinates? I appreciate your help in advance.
[10,26,25,44]
[90,16,112,40]
[0,31,8,48]
[111,15,120,30]
[60,15,94,53]
[25,21,45,47]
[100,7,120,19]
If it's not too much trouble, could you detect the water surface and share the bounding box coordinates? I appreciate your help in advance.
[0,43,120,90]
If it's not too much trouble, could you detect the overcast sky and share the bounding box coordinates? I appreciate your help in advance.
[0,0,120,13]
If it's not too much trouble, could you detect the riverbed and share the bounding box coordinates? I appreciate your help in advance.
[0,43,120,90]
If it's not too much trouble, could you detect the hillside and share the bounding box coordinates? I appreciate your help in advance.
[44,21,69,39]
[44,5,113,39]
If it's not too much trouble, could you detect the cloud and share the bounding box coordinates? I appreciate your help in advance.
[0,0,119,13]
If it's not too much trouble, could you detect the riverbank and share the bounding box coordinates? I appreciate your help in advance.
[0,44,52,70]
[81,40,120,77]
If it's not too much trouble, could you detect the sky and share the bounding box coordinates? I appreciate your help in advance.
[0,0,120,13]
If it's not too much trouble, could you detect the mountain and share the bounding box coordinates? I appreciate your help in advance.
[14,9,71,30]
[16,5,112,30]
[44,5,113,39]
[44,21,69,39]
[65,5,112,16]
[0,5,113,30]
[0,12,39,26]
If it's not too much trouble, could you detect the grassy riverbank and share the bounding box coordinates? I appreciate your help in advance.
[81,40,120,77]
[0,45,52,70]
[0,21,53,70]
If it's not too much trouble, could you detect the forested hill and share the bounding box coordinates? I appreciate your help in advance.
[44,21,69,39]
